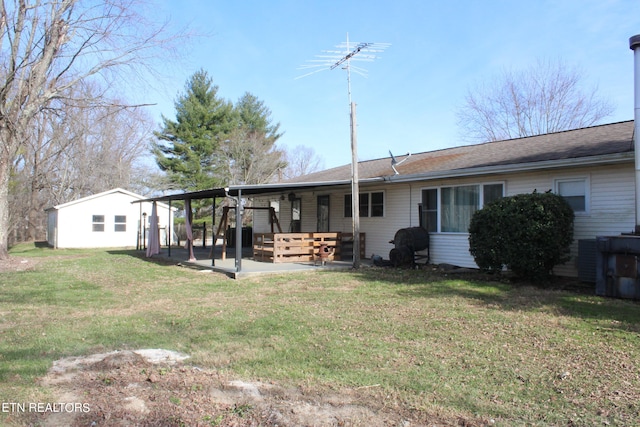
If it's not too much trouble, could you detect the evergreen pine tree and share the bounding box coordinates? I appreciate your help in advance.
[153,70,236,191]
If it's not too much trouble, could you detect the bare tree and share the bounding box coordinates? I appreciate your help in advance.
[222,127,287,186]
[456,58,614,143]
[8,81,156,244]
[282,145,325,180]
[0,0,183,258]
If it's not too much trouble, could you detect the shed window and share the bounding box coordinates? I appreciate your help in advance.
[114,215,126,232]
[92,215,105,232]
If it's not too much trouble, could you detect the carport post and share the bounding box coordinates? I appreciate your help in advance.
[168,200,172,258]
[211,197,216,266]
[137,203,142,250]
[235,189,242,273]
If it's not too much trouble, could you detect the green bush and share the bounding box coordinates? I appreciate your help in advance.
[468,191,574,280]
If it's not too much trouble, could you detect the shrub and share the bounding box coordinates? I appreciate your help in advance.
[468,190,574,280]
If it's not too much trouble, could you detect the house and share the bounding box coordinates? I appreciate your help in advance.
[45,188,176,249]
[136,120,635,278]
[247,120,635,278]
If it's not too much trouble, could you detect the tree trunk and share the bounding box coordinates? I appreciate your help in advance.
[28,159,40,242]
[0,149,11,259]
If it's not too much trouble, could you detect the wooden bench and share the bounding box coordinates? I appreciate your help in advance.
[253,232,365,263]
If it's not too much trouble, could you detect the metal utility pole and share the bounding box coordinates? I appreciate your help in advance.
[298,34,389,268]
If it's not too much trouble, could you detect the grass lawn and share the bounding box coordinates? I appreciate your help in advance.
[1,243,639,425]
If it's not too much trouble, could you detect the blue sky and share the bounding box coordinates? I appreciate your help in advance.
[141,0,640,170]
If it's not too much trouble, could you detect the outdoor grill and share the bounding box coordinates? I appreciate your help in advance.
[388,227,429,268]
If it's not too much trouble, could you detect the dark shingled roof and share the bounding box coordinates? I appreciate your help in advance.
[288,121,635,183]
[137,121,635,204]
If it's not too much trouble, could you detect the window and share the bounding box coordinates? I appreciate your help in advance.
[92,215,105,232]
[421,189,438,232]
[483,184,504,206]
[269,200,280,219]
[556,178,587,213]
[344,192,384,217]
[291,198,301,232]
[422,183,504,233]
[114,215,127,232]
[370,192,384,217]
[358,193,369,217]
[441,185,479,232]
[316,195,330,232]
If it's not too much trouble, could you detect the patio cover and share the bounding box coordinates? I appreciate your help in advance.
[135,179,383,203]
[133,178,384,273]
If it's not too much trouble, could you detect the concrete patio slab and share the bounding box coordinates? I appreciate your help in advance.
[145,245,365,279]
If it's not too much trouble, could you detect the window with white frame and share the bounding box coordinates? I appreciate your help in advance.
[421,189,438,232]
[555,178,588,213]
[92,215,105,232]
[344,192,384,217]
[421,183,504,233]
[114,215,127,232]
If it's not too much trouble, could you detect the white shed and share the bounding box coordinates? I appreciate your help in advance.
[45,188,176,249]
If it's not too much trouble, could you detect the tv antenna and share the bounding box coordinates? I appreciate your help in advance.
[297,34,389,269]
[389,151,411,175]
[296,35,390,104]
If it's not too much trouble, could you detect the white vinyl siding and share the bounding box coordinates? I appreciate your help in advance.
[249,162,635,277]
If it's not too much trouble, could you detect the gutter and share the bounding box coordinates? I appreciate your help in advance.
[381,152,634,183]
[228,177,386,195]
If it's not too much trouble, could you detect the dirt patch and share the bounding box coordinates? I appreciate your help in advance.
[0,256,37,273]
[26,349,478,426]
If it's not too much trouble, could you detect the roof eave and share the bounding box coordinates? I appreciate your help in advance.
[382,152,634,183]
[132,177,387,203]
[229,177,385,196]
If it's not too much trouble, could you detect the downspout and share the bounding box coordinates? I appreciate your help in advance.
[630,34,640,233]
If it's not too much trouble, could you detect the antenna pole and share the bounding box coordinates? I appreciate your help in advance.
[299,35,389,269]
[336,33,364,268]
[350,101,360,268]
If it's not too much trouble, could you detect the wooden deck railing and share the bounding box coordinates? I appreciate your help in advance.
[253,232,365,263]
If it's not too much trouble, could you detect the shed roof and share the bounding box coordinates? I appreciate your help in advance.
[45,188,175,211]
